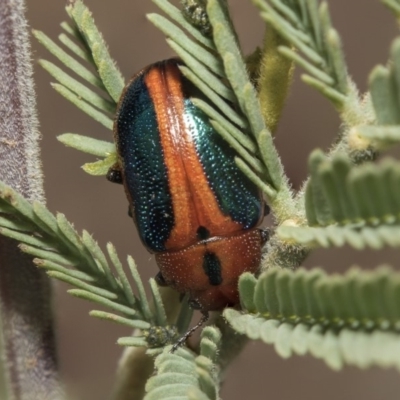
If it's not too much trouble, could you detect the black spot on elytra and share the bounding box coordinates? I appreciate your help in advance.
[197,226,210,240]
[202,252,222,286]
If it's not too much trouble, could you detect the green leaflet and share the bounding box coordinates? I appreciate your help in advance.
[282,153,400,249]
[67,0,125,102]
[370,66,400,125]
[0,180,192,349]
[153,0,215,48]
[35,1,122,175]
[58,134,114,157]
[144,327,220,400]
[369,38,400,126]
[253,0,349,110]
[52,83,113,130]
[82,154,117,176]
[33,29,103,88]
[306,153,400,224]
[226,266,400,371]
[39,59,115,114]
[306,149,333,226]
[278,225,400,249]
[225,311,400,371]
[346,36,400,157]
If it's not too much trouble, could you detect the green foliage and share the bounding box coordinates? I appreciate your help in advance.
[278,30,400,249]
[32,0,122,176]
[354,125,400,150]
[225,267,400,371]
[253,0,349,109]
[3,0,400,397]
[279,225,400,249]
[369,38,400,125]
[58,133,117,175]
[307,152,400,226]
[66,0,125,102]
[278,152,400,249]
[0,181,192,349]
[144,327,221,400]
[346,37,400,154]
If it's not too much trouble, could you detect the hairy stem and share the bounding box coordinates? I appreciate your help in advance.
[0,0,63,398]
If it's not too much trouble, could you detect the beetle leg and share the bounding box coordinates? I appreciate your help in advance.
[260,228,270,245]
[188,298,202,309]
[155,271,168,286]
[107,164,123,184]
[127,206,133,218]
[170,307,209,352]
[263,202,271,216]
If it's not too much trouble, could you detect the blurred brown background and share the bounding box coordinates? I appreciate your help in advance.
[25,0,399,399]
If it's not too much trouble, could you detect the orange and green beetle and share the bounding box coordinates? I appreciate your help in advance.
[108,58,268,316]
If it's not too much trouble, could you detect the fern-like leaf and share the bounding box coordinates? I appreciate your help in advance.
[280,150,400,248]
[33,0,123,175]
[278,225,400,249]
[67,0,125,102]
[0,181,192,349]
[225,267,400,371]
[347,37,400,154]
[253,0,349,109]
[316,154,400,225]
[363,37,400,134]
[144,327,221,400]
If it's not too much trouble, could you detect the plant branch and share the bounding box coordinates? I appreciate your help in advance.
[226,266,400,371]
[253,0,376,165]
[0,0,64,398]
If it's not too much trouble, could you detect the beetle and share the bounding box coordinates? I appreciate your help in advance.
[107,58,268,341]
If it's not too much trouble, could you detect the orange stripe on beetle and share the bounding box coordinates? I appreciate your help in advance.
[145,63,243,250]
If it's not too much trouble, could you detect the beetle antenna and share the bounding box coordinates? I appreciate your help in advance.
[170,309,209,353]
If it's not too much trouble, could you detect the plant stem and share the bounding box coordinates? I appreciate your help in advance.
[0,0,63,398]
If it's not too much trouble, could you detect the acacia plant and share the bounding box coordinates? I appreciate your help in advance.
[1,0,400,399]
